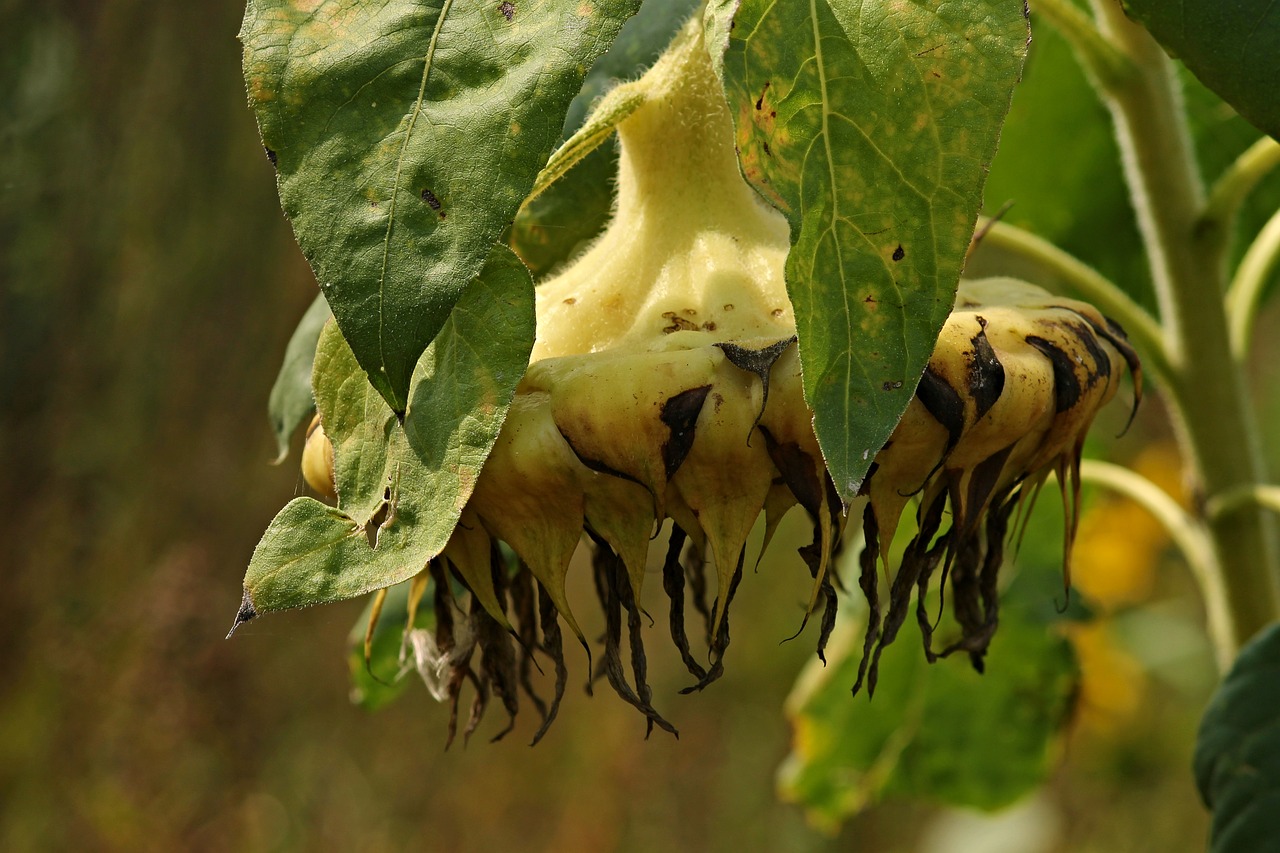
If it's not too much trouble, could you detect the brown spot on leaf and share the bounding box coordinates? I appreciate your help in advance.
[757,425,823,520]
[225,589,257,638]
[755,82,770,111]
[499,0,515,20]
[892,244,905,262]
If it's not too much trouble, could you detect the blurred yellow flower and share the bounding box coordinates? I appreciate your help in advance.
[1066,441,1184,735]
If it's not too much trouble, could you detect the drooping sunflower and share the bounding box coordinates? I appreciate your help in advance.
[296,20,1139,743]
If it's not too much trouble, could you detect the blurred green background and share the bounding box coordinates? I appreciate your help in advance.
[3,2,1273,850]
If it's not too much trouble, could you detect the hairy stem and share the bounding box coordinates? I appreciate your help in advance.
[1029,0,1135,91]
[1087,0,1279,654]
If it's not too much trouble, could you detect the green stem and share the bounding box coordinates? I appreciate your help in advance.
[1079,459,1231,668]
[1210,484,1280,519]
[976,218,1171,381]
[1087,0,1280,655]
[1227,209,1280,360]
[1199,136,1280,262]
[1029,0,1135,91]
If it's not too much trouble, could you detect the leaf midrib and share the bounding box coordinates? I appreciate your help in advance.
[377,0,458,407]
[807,0,857,450]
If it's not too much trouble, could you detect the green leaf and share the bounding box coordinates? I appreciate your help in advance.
[718,0,1029,502]
[1122,0,1280,142]
[267,293,332,462]
[1195,621,1280,853]
[240,245,535,615]
[778,570,1077,832]
[241,0,639,412]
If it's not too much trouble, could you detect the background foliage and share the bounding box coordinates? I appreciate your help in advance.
[1,1,1274,850]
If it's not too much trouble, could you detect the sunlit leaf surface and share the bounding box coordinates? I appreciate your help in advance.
[718,0,1029,502]
[241,0,638,410]
[242,246,534,613]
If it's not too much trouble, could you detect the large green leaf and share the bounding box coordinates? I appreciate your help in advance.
[241,0,638,412]
[718,0,1029,502]
[1195,621,1280,853]
[267,293,331,462]
[237,246,534,618]
[1122,0,1280,142]
[779,567,1077,832]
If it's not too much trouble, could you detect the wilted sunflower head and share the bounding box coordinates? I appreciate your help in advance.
[299,23,1140,744]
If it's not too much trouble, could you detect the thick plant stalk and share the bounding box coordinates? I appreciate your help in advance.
[1089,0,1280,654]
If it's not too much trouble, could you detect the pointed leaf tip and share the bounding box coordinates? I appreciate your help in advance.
[226,588,257,639]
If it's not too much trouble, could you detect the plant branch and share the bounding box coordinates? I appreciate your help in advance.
[976,218,1171,381]
[1199,136,1280,249]
[1227,209,1280,360]
[1210,484,1280,520]
[1085,0,1280,654]
[1029,0,1135,92]
[1080,459,1232,668]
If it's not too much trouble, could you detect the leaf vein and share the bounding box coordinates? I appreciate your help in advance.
[377,0,457,406]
